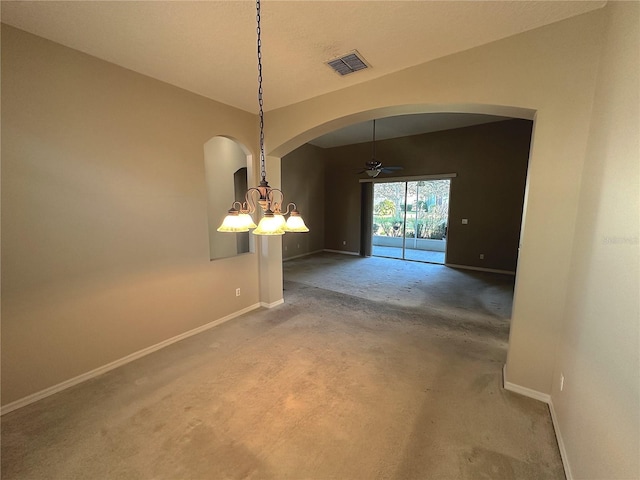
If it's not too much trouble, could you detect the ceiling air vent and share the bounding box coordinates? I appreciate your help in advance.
[326,51,369,76]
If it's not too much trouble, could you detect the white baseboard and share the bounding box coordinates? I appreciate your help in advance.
[283,249,324,262]
[1,302,261,416]
[446,263,516,276]
[323,249,360,256]
[502,365,551,403]
[548,398,573,480]
[260,298,284,309]
[503,365,571,479]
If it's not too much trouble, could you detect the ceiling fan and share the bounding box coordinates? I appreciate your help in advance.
[358,119,403,178]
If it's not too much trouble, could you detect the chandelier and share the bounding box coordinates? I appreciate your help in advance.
[217,0,308,236]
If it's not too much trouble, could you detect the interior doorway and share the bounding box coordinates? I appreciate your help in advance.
[372,179,451,264]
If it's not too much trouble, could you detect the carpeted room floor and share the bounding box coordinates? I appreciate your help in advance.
[1,252,564,479]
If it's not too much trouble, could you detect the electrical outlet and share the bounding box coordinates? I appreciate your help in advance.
[297,244,300,249]
[560,374,565,391]
[462,219,468,224]
[284,245,288,251]
[343,240,347,245]
[235,288,241,297]
[479,254,484,260]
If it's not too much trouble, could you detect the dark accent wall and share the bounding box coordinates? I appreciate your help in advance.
[281,143,326,259]
[323,154,363,253]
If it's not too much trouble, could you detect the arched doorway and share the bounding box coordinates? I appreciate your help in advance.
[278,109,532,273]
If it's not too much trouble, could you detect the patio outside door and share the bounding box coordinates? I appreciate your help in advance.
[372,179,450,264]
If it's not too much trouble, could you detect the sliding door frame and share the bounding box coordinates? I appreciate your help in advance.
[360,173,457,260]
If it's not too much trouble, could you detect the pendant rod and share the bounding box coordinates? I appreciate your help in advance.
[256,0,266,183]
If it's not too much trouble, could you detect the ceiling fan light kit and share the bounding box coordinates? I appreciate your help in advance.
[366,167,381,178]
[217,0,309,236]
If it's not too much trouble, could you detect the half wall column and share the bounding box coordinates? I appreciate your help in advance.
[257,155,284,307]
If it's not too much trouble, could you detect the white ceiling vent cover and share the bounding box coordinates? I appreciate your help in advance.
[326,51,369,76]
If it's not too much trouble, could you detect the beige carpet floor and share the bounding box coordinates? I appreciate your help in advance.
[1,252,564,479]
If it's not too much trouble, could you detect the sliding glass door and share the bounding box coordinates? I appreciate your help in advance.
[372,179,450,264]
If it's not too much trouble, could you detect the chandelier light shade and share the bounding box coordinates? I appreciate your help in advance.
[253,212,286,235]
[285,209,309,232]
[217,0,308,237]
[239,213,258,230]
[217,208,248,233]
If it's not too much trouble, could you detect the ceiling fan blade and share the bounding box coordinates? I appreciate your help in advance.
[381,166,403,173]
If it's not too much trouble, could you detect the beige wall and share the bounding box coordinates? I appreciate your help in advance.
[321,120,532,272]
[551,2,639,478]
[266,9,605,398]
[1,25,261,405]
[281,144,325,259]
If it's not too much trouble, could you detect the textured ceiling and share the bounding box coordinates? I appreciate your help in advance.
[1,1,605,114]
